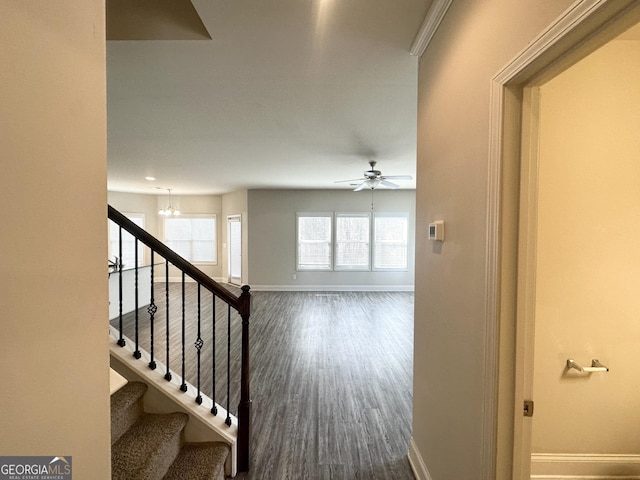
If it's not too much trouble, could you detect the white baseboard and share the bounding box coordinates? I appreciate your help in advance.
[250,284,415,292]
[408,438,433,480]
[531,453,640,479]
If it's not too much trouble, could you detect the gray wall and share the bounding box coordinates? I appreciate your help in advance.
[247,189,415,290]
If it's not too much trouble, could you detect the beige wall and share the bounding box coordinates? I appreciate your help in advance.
[0,1,111,478]
[532,39,640,454]
[247,189,415,289]
[413,1,575,478]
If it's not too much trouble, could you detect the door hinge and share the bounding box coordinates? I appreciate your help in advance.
[523,400,534,417]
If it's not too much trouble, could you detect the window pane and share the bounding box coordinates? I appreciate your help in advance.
[299,216,331,241]
[297,215,332,270]
[336,216,369,241]
[109,216,145,268]
[192,240,214,262]
[165,219,191,240]
[164,217,216,263]
[374,215,408,269]
[335,242,369,268]
[191,219,215,240]
[166,240,191,259]
[374,244,408,269]
[335,215,369,269]
[299,243,332,269]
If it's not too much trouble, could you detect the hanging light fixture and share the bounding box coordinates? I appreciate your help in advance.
[365,178,381,189]
[158,188,180,216]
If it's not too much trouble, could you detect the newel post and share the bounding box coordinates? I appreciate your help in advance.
[237,285,252,472]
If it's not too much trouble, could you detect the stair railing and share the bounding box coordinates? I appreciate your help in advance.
[108,205,252,472]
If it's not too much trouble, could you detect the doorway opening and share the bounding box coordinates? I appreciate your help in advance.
[489,1,640,478]
[228,215,242,286]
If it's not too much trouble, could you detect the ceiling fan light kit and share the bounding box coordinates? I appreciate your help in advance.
[335,161,412,191]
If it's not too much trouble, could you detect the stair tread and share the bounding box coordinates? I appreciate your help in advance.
[110,381,147,410]
[112,412,189,480]
[163,442,230,480]
[110,381,148,445]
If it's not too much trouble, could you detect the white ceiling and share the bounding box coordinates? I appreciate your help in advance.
[107,0,432,195]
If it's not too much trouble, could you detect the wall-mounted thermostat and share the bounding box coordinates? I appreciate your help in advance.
[428,221,444,242]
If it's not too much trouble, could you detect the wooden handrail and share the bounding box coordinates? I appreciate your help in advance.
[108,205,242,311]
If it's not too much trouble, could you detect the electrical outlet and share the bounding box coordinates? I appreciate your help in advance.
[292,274,297,280]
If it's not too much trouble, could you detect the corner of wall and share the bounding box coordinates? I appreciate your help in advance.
[408,438,434,480]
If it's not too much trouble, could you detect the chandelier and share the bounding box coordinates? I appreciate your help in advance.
[158,188,180,216]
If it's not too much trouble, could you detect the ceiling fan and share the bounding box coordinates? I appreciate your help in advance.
[335,161,412,191]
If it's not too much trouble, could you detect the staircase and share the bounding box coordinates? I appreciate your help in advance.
[111,381,230,480]
[108,205,252,474]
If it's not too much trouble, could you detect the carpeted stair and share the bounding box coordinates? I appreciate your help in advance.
[111,381,229,480]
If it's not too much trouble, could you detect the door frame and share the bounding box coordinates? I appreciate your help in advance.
[227,214,242,285]
[487,1,640,478]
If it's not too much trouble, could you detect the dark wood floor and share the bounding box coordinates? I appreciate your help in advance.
[112,286,415,479]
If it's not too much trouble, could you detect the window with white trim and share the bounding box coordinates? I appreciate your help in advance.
[373,214,408,270]
[296,211,410,272]
[108,214,145,268]
[164,216,217,264]
[297,213,332,270]
[335,213,370,270]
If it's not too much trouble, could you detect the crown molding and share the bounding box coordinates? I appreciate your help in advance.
[409,0,454,57]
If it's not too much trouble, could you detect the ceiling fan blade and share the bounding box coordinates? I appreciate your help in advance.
[382,175,413,180]
[380,180,399,189]
[353,182,368,192]
[335,178,365,183]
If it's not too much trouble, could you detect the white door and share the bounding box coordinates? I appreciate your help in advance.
[228,215,242,285]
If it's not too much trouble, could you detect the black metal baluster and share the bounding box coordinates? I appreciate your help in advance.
[117,226,125,347]
[226,304,232,426]
[211,294,217,415]
[195,284,203,404]
[148,251,157,370]
[165,260,172,381]
[180,272,187,392]
[133,238,141,359]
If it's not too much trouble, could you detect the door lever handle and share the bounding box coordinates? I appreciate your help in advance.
[567,358,609,373]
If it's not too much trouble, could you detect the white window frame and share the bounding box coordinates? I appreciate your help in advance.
[334,212,371,271]
[296,212,333,271]
[108,213,145,269]
[163,214,218,265]
[372,213,409,271]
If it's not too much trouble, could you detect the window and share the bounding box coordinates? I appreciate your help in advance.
[335,213,370,270]
[296,211,410,272]
[164,216,217,263]
[373,214,408,270]
[297,213,332,270]
[109,214,145,268]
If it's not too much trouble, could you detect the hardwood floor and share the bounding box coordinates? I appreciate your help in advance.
[112,286,415,479]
